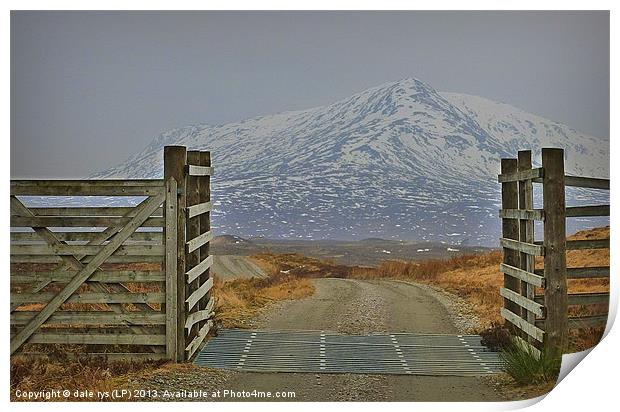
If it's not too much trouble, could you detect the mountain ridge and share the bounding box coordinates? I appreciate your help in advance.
[94,78,609,246]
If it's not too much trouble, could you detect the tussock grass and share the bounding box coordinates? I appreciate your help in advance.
[500,339,561,385]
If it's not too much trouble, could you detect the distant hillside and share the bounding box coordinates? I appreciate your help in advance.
[210,234,489,266]
[211,235,256,247]
[96,78,609,246]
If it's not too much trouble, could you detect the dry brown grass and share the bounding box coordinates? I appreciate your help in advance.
[212,263,315,328]
[10,355,165,401]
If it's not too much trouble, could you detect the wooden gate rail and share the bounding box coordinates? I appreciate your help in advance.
[498,148,610,357]
[10,145,214,362]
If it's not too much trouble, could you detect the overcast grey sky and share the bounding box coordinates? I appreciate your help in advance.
[11,11,609,178]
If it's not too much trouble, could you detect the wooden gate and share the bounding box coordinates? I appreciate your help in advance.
[498,148,610,356]
[10,146,214,362]
[164,146,215,361]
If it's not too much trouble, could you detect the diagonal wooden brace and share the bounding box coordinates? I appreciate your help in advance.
[10,192,165,355]
[10,196,154,311]
[11,196,167,353]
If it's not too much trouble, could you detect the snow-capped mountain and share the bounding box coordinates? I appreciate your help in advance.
[95,78,609,246]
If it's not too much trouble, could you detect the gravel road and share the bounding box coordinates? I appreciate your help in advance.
[130,278,504,402]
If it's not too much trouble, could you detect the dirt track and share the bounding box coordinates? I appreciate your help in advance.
[254,278,457,334]
[132,278,503,402]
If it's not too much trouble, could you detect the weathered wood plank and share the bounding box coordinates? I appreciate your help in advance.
[197,150,213,329]
[184,309,214,332]
[11,292,166,304]
[518,150,537,336]
[565,205,610,217]
[542,148,568,352]
[12,179,163,187]
[498,209,544,221]
[536,315,608,330]
[24,333,166,346]
[164,145,187,362]
[27,206,163,217]
[10,255,164,264]
[500,238,545,256]
[186,230,213,254]
[11,312,166,325]
[186,201,212,219]
[499,263,545,287]
[185,151,202,347]
[11,270,165,283]
[11,244,164,256]
[500,158,522,326]
[11,180,164,196]
[565,239,610,250]
[567,315,608,329]
[500,287,544,317]
[186,255,213,283]
[164,177,178,361]
[564,175,610,190]
[15,352,169,361]
[185,298,215,330]
[498,167,543,183]
[186,165,214,177]
[185,320,213,359]
[534,266,610,279]
[10,193,165,355]
[11,216,164,228]
[11,231,163,243]
[185,277,214,311]
[566,266,610,279]
[535,293,609,306]
[567,292,609,306]
[10,326,165,336]
[501,308,545,342]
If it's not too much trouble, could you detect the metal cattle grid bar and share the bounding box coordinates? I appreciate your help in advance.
[194,329,503,377]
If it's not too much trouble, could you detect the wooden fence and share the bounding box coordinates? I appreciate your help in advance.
[498,148,610,357]
[10,145,213,362]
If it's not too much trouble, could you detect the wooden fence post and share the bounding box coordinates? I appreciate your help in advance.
[517,151,536,339]
[501,158,522,321]
[164,145,187,362]
[542,148,568,353]
[164,177,178,360]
